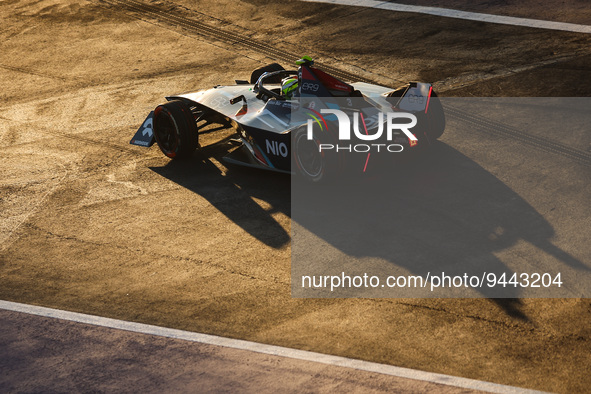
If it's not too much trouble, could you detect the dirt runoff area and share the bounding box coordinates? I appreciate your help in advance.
[1,0,591,392]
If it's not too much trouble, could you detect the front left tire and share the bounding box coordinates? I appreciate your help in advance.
[292,123,342,183]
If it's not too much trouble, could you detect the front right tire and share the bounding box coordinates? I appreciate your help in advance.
[153,100,199,160]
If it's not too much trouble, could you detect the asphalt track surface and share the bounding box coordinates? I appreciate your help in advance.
[1,309,473,393]
[3,302,519,393]
[1,0,591,392]
[302,0,591,33]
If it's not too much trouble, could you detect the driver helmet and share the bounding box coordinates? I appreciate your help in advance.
[281,77,298,99]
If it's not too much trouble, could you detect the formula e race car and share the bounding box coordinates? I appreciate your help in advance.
[130,57,445,182]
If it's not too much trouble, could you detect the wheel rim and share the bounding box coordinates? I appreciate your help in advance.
[295,132,323,179]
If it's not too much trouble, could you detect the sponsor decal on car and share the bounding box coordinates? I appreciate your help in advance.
[266,140,289,157]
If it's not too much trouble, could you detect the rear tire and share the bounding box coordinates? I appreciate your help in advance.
[153,100,199,160]
[250,63,285,84]
[426,91,445,140]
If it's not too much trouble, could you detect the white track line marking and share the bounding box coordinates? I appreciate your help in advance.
[0,300,544,394]
[301,0,591,33]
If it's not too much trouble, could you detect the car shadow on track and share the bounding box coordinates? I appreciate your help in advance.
[292,142,587,320]
[149,136,585,320]
[149,138,291,249]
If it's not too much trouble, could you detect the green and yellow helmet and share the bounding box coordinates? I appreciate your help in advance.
[281,77,298,99]
[295,55,314,66]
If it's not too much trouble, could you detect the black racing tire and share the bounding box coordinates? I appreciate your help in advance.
[153,100,199,160]
[250,63,285,84]
[292,123,341,183]
[425,91,445,140]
